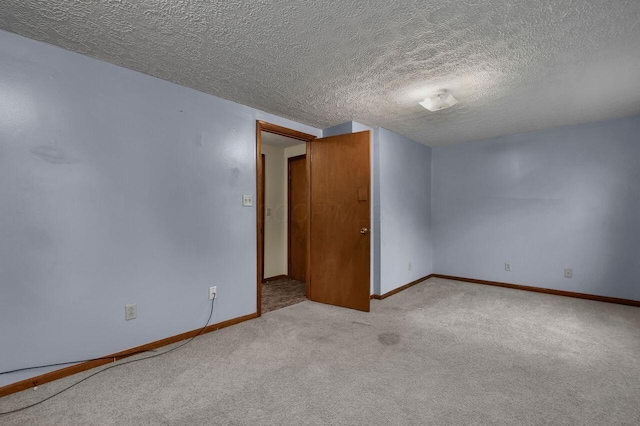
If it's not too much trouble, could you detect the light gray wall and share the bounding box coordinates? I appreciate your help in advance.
[378,128,433,295]
[322,122,354,137]
[432,115,640,300]
[261,143,287,278]
[324,121,371,136]
[322,123,433,296]
[351,122,372,133]
[0,30,320,387]
[372,127,382,295]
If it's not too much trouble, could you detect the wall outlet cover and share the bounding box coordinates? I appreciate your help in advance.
[564,268,573,278]
[125,303,137,320]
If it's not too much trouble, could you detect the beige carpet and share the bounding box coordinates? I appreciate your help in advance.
[1,277,639,425]
[261,277,306,313]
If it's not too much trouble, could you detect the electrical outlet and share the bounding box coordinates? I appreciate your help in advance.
[125,304,137,320]
[564,268,573,278]
[209,286,217,300]
[242,194,253,207]
[408,262,412,271]
[505,262,512,272]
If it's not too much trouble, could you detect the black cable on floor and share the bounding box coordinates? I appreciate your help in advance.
[0,351,153,376]
[0,298,216,416]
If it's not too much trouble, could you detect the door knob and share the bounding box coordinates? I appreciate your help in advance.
[360,227,368,235]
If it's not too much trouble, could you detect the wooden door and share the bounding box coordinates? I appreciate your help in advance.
[309,131,370,312]
[288,155,308,282]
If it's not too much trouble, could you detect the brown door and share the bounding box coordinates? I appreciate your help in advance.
[288,155,308,281]
[309,131,370,312]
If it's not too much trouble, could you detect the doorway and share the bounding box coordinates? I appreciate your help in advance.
[257,122,315,315]
[256,121,371,315]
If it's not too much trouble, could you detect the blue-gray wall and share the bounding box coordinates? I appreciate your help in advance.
[432,116,640,300]
[321,123,433,296]
[0,30,320,387]
[378,128,433,295]
[322,122,354,138]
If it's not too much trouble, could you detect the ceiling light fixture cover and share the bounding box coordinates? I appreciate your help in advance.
[419,90,459,111]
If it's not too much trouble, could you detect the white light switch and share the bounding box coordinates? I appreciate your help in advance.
[242,194,253,206]
[266,208,272,216]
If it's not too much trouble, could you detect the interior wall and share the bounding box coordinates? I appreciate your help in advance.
[372,128,382,296]
[0,30,321,387]
[262,143,287,278]
[377,128,433,295]
[432,115,640,301]
[322,122,354,138]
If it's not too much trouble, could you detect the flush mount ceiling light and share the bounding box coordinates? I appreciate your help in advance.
[419,90,459,112]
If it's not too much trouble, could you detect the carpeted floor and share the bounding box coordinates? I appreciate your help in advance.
[1,277,639,425]
[261,277,307,313]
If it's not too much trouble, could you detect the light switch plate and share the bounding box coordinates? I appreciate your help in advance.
[564,268,573,278]
[242,194,253,206]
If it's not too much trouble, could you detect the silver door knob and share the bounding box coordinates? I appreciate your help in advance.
[360,227,368,234]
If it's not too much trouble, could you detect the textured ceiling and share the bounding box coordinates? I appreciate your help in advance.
[1,1,639,146]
